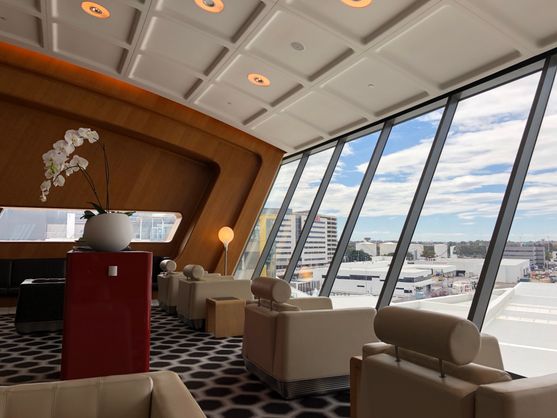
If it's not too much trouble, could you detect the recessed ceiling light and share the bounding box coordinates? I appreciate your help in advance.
[291,41,305,51]
[368,83,375,88]
[341,0,372,8]
[81,2,110,19]
[194,0,224,13]
[248,73,271,87]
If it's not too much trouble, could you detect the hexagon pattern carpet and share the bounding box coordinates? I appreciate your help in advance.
[0,309,349,418]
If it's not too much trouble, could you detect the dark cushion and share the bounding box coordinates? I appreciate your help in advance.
[0,260,12,294]
[10,259,66,291]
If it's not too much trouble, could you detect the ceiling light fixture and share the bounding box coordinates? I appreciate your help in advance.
[81,2,111,19]
[194,0,224,13]
[341,0,372,8]
[248,73,271,87]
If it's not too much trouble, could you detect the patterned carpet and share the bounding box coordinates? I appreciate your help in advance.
[0,309,350,418]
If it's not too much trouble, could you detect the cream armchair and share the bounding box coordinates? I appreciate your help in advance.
[243,277,378,399]
[0,371,205,418]
[176,264,252,329]
[355,306,511,418]
[157,259,183,314]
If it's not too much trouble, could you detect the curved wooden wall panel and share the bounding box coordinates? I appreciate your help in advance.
[0,42,284,272]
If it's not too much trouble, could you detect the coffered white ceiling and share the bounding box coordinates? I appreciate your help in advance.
[0,0,556,153]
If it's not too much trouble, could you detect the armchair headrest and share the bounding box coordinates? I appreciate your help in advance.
[374,306,480,366]
[251,277,291,304]
[159,259,177,273]
[183,264,205,280]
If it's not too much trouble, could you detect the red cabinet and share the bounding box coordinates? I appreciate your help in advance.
[61,250,152,380]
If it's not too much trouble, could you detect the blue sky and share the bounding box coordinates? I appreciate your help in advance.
[267,71,557,243]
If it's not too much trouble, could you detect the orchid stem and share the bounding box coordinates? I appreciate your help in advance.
[100,142,110,212]
[67,164,103,211]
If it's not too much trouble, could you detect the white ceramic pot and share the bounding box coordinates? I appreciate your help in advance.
[83,213,133,252]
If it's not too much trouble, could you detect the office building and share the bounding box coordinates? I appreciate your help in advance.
[503,244,546,268]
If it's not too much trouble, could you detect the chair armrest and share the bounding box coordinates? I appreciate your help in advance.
[477,373,557,418]
[274,308,377,381]
[287,297,333,311]
[150,371,206,418]
[362,342,391,358]
[350,356,362,418]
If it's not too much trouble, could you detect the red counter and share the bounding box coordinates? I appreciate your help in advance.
[61,250,152,380]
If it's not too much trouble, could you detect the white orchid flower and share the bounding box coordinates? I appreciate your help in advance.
[53,175,66,187]
[65,166,79,176]
[71,155,89,169]
[65,155,88,176]
[42,149,67,165]
[65,130,84,147]
[78,128,99,143]
[40,127,107,208]
[40,180,52,192]
[53,139,75,155]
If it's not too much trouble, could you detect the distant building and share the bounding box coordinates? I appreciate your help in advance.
[414,258,530,284]
[355,241,377,256]
[274,210,337,278]
[503,244,545,268]
[378,242,397,255]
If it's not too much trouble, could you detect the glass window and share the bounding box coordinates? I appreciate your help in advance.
[329,108,443,308]
[482,73,557,377]
[235,159,300,279]
[290,133,379,296]
[390,73,540,317]
[264,147,335,282]
[0,207,181,242]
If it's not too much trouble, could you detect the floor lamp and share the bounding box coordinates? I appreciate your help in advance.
[218,226,234,275]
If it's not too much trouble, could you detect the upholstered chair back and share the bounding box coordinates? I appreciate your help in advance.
[358,306,511,418]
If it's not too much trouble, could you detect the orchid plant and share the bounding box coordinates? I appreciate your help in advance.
[40,128,131,220]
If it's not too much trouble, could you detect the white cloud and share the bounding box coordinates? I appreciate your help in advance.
[263,71,557,240]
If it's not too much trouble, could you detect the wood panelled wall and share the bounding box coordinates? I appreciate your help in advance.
[0,42,284,273]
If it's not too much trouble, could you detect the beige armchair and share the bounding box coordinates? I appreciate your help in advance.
[157,259,183,314]
[0,371,205,418]
[243,277,378,399]
[176,264,252,329]
[355,306,511,418]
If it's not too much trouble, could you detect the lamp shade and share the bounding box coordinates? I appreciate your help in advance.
[218,226,234,246]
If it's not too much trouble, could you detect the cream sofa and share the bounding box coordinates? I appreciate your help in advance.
[243,276,378,399]
[0,371,205,418]
[355,306,512,418]
[176,264,252,329]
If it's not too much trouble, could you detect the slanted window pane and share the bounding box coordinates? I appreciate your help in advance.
[329,109,442,307]
[482,74,557,377]
[291,133,379,296]
[235,159,301,279]
[265,147,335,280]
[390,73,540,317]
